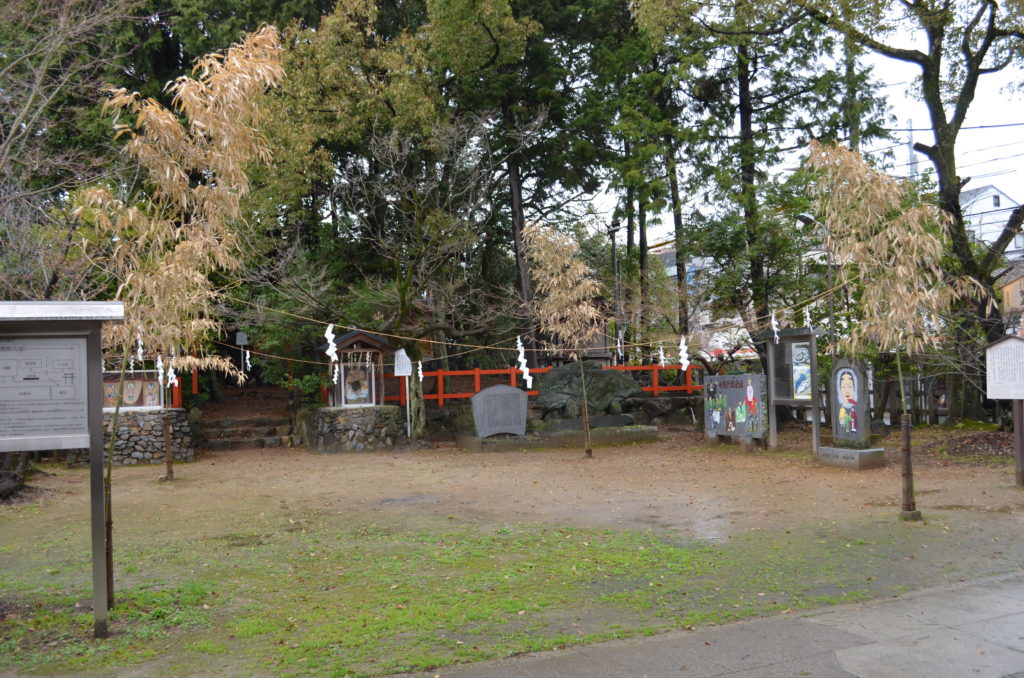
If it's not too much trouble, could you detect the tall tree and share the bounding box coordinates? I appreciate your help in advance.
[635,0,887,347]
[0,0,135,301]
[800,0,1024,342]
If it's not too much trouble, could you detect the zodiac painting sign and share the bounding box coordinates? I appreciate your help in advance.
[836,368,858,434]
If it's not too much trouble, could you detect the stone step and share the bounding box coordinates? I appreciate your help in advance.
[202,435,293,451]
[204,424,291,440]
[204,415,291,429]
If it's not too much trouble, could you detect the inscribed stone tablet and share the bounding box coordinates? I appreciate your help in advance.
[471,385,527,438]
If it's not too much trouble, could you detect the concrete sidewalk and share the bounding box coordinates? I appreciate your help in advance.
[406,572,1024,678]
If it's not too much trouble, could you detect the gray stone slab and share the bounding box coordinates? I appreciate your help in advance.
[725,653,856,677]
[520,638,730,678]
[834,628,1024,678]
[960,611,1024,652]
[817,446,886,469]
[670,617,867,672]
[876,588,1024,626]
[965,578,1024,604]
[471,385,528,438]
[806,605,945,642]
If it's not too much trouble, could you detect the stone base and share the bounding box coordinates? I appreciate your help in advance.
[548,414,635,431]
[64,409,194,467]
[456,425,659,453]
[817,446,886,470]
[308,405,405,453]
[706,433,765,451]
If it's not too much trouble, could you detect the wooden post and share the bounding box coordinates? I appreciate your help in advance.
[652,365,660,396]
[1014,400,1024,488]
[900,413,922,520]
[685,365,694,393]
[437,370,445,408]
[474,367,481,394]
[172,381,183,408]
[809,332,821,456]
[399,374,407,407]
[509,366,516,387]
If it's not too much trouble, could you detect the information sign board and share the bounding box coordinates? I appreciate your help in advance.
[986,336,1024,400]
[0,336,89,451]
[393,348,413,377]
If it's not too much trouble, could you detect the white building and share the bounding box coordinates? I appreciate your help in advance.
[961,185,1023,259]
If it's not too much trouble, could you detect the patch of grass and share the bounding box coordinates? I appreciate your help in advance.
[0,582,216,673]
[952,419,999,432]
[0,514,974,677]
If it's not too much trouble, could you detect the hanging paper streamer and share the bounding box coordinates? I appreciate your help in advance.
[324,324,337,363]
[245,350,251,372]
[136,335,144,364]
[658,345,666,367]
[333,363,340,385]
[771,310,780,344]
[167,361,179,388]
[516,336,532,389]
[679,334,690,372]
[156,354,164,386]
[616,329,624,366]
[804,306,812,330]
[417,360,424,383]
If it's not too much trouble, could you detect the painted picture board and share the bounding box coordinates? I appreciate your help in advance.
[704,375,767,439]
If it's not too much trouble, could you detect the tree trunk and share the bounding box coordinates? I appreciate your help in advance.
[162,415,174,481]
[507,156,538,367]
[737,43,766,326]
[665,133,689,335]
[638,195,648,343]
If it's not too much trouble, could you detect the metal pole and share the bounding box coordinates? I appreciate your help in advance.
[766,341,778,449]
[87,325,109,638]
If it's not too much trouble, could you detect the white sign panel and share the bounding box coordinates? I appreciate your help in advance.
[0,336,89,451]
[393,349,413,377]
[986,337,1024,400]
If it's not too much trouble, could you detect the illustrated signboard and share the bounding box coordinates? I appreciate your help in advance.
[830,358,871,448]
[704,375,766,438]
[791,342,812,401]
[342,362,373,406]
[0,336,89,450]
[102,372,162,409]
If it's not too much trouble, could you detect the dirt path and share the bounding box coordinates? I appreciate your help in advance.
[9,431,1024,545]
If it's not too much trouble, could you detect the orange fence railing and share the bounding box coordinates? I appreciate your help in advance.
[381,364,703,408]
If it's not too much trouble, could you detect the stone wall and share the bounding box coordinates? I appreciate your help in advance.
[303,405,405,453]
[65,409,194,466]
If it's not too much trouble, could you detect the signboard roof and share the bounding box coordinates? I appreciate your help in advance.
[0,301,124,323]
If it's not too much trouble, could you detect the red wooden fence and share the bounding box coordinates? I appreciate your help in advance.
[382,364,703,407]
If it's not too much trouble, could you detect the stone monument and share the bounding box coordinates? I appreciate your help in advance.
[817,358,885,469]
[471,385,528,438]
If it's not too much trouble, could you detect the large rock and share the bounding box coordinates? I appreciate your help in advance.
[537,362,643,418]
